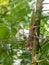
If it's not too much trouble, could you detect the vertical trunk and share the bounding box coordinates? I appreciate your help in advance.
[26,0,44,65]
[32,0,43,65]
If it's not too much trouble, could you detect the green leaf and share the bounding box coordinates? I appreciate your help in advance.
[0,23,9,40]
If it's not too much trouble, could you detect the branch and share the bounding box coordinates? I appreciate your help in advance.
[32,57,49,64]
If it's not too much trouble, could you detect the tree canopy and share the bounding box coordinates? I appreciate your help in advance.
[0,0,49,65]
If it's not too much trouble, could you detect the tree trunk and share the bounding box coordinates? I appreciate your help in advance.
[26,0,44,65]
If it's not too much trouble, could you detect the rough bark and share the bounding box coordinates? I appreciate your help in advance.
[26,0,44,65]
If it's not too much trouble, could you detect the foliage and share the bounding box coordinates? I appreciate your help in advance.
[0,0,49,65]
